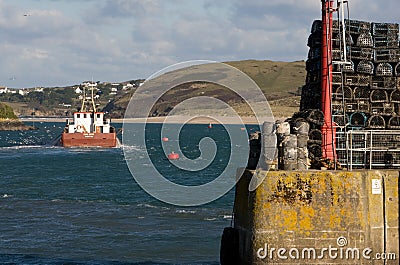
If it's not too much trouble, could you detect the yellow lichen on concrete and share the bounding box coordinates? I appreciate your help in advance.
[298,206,315,235]
[233,169,399,264]
[280,208,298,233]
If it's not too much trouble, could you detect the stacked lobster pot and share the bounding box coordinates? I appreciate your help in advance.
[329,19,400,130]
[247,120,312,171]
[301,20,323,111]
[289,110,324,164]
[302,19,400,130]
[275,119,310,171]
[259,122,278,170]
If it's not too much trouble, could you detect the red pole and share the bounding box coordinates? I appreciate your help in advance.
[321,0,336,160]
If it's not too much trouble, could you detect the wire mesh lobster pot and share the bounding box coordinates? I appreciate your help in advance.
[376,63,393,76]
[394,103,400,115]
[367,115,386,129]
[370,90,388,102]
[357,100,370,112]
[308,143,322,160]
[311,20,322,34]
[333,32,353,48]
[332,20,340,33]
[333,112,349,127]
[305,72,320,84]
[371,76,397,89]
[306,59,321,72]
[356,32,374,47]
[372,22,399,36]
[332,100,344,112]
[349,47,373,60]
[300,96,321,111]
[300,87,320,111]
[349,112,368,127]
[291,118,310,135]
[304,109,324,126]
[344,73,371,86]
[395,62,400,76]
[334,61,354,73]
[387,116,400,129]
[373,36,399,49]
[374,49,400,63]
[356,60,374,74]
[344,101,358,113]
[353,86,370,100]
[308,129,322,144]
[308,47,321,60]
[332,73,343,85]
[371,103,395,115]
[302,83,320,97]
[334,86,353,100]
[307,33,321,48]
[347,19,372,34]
[390,90,400,103]
[332,49,343,60]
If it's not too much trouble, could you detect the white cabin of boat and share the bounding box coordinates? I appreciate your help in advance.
[66,111,112,134]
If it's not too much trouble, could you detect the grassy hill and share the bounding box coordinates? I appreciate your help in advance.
[0,103,18,119]
[0,103,35,130]
[225,60,306,100]
[105,60,306,119]
[0,60,306,119]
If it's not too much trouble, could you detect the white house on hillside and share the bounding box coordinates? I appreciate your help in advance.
[18,89,29,96]
[0,86,8,94]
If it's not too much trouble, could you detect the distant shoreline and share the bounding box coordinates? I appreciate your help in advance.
[20,115,278,125]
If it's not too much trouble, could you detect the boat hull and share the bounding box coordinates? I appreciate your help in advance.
[61,132,117,147]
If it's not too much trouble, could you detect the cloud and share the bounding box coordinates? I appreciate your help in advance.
[0,0,398,88]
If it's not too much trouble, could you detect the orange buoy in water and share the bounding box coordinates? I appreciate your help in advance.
[240,127,246,131]
[208,123,212,129]
[162,137,169,142]
[168,152,179,160]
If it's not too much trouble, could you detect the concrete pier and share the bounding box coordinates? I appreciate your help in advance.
[231,169,399,264]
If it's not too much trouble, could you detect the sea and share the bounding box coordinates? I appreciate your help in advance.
[0,121,258,265]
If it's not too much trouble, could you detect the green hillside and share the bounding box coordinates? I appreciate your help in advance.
[0,60,307,119]
[0,103,18,119]
[225,60,306,100]
[105,60,306,118]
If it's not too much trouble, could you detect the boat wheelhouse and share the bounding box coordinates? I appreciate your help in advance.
[61,81,117,147]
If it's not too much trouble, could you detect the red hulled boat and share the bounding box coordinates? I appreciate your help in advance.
[61,81,117,148]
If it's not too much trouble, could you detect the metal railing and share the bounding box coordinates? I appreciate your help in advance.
[336,130,400,169]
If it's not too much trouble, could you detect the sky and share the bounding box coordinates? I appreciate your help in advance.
[0,0,399,88]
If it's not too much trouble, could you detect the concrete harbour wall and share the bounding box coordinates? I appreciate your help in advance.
[233,169,399,264]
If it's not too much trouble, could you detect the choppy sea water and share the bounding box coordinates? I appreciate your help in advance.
[0,121,257,264]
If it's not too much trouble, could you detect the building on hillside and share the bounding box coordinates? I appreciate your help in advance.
[122,83,134,90]
[110,87,118,95]
[18,89,29,96]
[0,86,8,94]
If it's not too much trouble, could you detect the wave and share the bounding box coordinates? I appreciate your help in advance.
[0,145,45,150]
[175,209,197,214]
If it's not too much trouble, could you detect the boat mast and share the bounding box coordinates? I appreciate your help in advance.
[79,82,97,113]
[90,83,97,113]
[80,85,86,112]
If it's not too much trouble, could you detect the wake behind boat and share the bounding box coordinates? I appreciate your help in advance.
[60,81,117,148]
